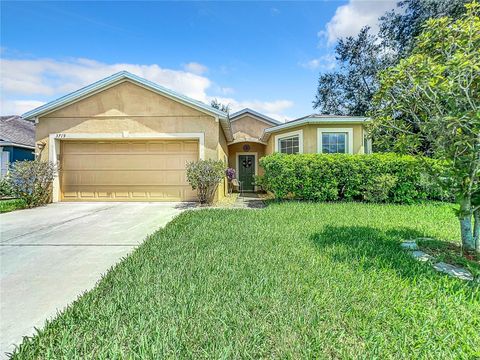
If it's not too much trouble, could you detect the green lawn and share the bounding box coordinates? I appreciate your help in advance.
[0,199,26,213]
[13,202,480,359]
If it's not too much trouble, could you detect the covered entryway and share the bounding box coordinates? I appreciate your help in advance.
[238,154,256,191]
[60,140,198,201]
[227,140,266,192]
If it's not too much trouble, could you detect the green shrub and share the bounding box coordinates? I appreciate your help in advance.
[7,160,56,207]
[0,177,13,197]
[363,174,397,203]
[186,159,226,204]
[259,153,451,204]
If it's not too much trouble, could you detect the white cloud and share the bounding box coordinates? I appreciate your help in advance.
[0,100,46,115]
[211,96,294,122]
[271,7,280,16]
[183,62,208,75]
[320,0,397,45]
[0,58,212,104]
[0,57,294,120]
[300,54,336,71]
[220,87,235,95]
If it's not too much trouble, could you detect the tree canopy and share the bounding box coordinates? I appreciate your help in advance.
[210,99,230,114]
[313,0,469,118]
[369,2,480,252]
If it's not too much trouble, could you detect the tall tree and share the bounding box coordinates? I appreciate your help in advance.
[313,0,468,117]
[379,0,469,58]
[313,27,390,116]
[210,99,230,114]
[369,2,480,253]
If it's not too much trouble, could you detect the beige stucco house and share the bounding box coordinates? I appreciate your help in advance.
[23,71,370,202]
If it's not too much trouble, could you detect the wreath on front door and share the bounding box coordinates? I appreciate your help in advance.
[242,158,253,168]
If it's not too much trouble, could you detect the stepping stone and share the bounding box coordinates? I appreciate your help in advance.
[400,241,418,250]
[411,250,434,262]
[433,262,473,281]
[413,237,435,241]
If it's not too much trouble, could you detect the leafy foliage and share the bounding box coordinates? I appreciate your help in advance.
[0,177,13,197]
[313,0,467,122]
[210,98,230,114]
[379,0,469,58]
[186,159,226,204]
[363,174,397,203]
[370,2,480,251]
[314,27,391,116]
[259,153,449,203]
[0,199,26,213]
[6,160,56,208]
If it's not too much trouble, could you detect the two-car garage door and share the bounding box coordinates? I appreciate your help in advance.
[60,140,198,201]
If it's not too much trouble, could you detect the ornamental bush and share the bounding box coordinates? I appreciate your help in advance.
[7,160,56,207]
[0,177,13,198]
[186,160,226,204]
[259,153,451,204]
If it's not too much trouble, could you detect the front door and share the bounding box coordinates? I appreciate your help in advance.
[238,154,255,191]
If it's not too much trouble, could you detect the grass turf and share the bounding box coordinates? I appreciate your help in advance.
[0,199,26,213]
[12,202,480,359]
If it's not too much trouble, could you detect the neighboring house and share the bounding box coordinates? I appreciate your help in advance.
[23,71,370,202]
[0,116,35,177]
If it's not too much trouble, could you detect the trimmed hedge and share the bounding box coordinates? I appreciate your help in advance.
[258,153,451,204]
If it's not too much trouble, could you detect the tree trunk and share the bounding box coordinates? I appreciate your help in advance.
[474,209,479,253]
[459,199,476,252]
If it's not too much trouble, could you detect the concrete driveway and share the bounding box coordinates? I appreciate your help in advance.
[0,202,190,357]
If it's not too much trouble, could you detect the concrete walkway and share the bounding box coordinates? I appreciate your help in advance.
[0,202,190,358]
[232,193,266,209]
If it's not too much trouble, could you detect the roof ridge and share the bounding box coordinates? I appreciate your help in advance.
[229,108,281,125]
[22,71,227,119]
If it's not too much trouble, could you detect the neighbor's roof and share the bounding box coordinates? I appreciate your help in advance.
[22,71,233,141]
[229,108,281,126]
[0,115,35,149]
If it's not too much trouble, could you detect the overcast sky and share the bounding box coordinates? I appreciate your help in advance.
[1,1,397,121]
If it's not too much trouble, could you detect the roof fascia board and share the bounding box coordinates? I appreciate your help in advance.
[217,116,233,142]
[127,80,228,120]
[22,72,126,119]
[23,80,127,120]
[230,113,280,127]
[23,71,227,120]
[230,109,281,125]
[0,141,35,150]
[227,138,267,145]
[260,117,370,142]
[264,117,370,134]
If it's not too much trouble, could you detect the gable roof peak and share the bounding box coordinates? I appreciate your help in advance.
[21,70,233,142]
[22,71,228,120]
[229,108,281,125]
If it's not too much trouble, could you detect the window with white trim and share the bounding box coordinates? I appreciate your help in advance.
[321,132,347,154]
[278,135,300,154]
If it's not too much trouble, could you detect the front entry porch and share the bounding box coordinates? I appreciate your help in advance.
[227,140,266,193]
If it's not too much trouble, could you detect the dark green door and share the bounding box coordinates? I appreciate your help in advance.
[238,155,255,191]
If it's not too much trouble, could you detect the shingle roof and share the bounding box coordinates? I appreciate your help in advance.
[229,108,281,125]
[0,116,35,148]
